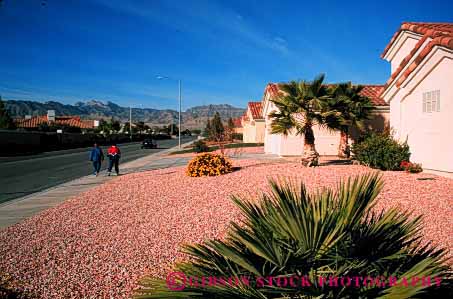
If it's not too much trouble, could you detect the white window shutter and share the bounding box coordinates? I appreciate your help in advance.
[437,90,441,112]
[431,91,437,112]
[423,93,426,113]
[422,90,440,113]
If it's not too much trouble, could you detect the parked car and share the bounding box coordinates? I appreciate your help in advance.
[141,138,157,149]
[181,129,192,136]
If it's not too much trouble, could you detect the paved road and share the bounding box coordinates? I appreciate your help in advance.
[0,137,194,204]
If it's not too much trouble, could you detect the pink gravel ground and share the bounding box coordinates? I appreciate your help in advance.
[0,159,452,298]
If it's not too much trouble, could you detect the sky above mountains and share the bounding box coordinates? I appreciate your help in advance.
[1,0,452,110]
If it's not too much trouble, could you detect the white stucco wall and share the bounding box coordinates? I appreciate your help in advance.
[264,126,272,153]
[263,98,347,156]
[279,133,303,156]
[265,134,281,154]
[262,87,388,157]
[255,121,265,143]
[313,126,341,155]
[397,52,453,172]
[243,123,255,143]
[264,121,282,154]
[263,125,341,156]
[243,120,265,143]
[384,31,422,73]
[389,98,401,138]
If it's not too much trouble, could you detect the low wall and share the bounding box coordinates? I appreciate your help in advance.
[0,130,168,156]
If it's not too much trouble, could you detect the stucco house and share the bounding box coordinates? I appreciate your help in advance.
[231,117,243,134]
[15,110,97,130]
[242,101,265,143]
[380,22,453,175]
[263,83,390,156]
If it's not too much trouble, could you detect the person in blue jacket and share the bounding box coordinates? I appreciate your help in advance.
[89,143,104,176]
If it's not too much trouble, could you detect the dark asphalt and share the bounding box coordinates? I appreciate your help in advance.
[0,137,194,204]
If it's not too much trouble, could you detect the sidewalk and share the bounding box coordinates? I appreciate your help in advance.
[0,142,194,229]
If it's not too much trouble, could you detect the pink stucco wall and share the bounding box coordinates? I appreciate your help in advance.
[263,104,342,156]
[264,125,340,156]
[384,43,453,173]
[398,52,453,172]
[243,120,265,143]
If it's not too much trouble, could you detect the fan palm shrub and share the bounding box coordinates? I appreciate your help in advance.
[269,74,335,167]
[135,174,451,298]
[326,83,374,158]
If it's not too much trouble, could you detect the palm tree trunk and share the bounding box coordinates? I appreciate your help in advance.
[301,124,319,167]
[338,129,350,158]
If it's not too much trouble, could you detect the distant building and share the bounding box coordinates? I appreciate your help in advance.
[15,110,98,130]
[262,83,389,156]
[231,117,243,134]
[242,102,265,143]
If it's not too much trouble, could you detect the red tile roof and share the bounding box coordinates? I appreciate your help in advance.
[81,120,96,128]
[382,22,453,88]
[359,85,387,106]
[15,116,48,128]
[381,22,453,58]
[247,102,263,120]
[263,83,387,106]
[265,83,281,98]
[15,115,95,129]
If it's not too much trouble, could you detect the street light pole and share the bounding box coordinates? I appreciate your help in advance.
[178,79,181,148]
[156,75,182,148]
[129,106,132,141]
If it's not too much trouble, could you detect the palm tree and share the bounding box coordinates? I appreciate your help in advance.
[269,74,335,166]
[326,83,374,158]
[135,174,452,298]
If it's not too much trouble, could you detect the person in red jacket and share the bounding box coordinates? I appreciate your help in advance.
[107,143,121,176]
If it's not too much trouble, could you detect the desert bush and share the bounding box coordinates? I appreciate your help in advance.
[186,153,232,177]
[192,140,210,153]
[136,174,452,298]
[352,132,410,170]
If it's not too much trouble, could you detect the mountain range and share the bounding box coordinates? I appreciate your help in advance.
[4,100,246,129]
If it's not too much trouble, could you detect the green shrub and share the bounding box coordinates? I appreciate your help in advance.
[231,133,243,140]
[193,140,210,153]
[136,174,452,298]
[352,132,410,170]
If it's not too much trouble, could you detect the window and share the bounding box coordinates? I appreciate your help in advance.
[423,90,440,113]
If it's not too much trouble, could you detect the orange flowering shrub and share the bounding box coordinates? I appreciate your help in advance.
[186,153,233,177]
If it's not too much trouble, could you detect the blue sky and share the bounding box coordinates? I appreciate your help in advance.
[1,0,452,110]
